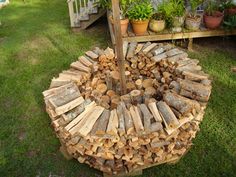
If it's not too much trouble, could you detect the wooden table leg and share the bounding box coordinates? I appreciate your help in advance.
[188,38,193,51]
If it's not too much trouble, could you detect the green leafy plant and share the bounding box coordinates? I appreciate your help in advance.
[219,0,236,11]
[98,0,112,9]
[205,0,218,16]
[154,0,174,24]
[120,0,134,18]
[127,0,154,21]
[224,14,236,29]
[170,0,185,17]
[189,0,204,17]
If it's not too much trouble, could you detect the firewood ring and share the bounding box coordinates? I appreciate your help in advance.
[43,42,212,175]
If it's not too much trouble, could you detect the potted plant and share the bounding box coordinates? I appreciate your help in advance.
[185,0,204,30]
[170,0,186,32]
[204,0,224,29]
[103,0,132,35]
[149,1,171,32]
[119,0,133,35]
[127,0,154,35]
[220,0,236,15]
[149,13,166,32]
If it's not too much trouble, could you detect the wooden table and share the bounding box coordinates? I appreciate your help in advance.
[108,18,236,51]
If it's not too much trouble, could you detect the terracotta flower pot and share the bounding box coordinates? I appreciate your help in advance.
[120,18,129,36]
[185,15,202,31]
[109,16,129,36]
[149,19,165,32]
[204,11,224,29]
[131,19,149,35]
[225,7,236,15]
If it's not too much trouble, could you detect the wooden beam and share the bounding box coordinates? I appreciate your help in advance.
[112,0,127,95]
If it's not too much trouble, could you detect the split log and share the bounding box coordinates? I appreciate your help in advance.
[79,56,93,67]
[138,104,153,133]
[106,109,119,135]
[85,51,99,60]
[96,83,108,94]
[129,106,144,132]
[130,90,142,104]
[49,96,84,116]
[123,41,129,58]
[65,101,96,131]
[117,103,126,136]
[90,109,110,136]
[135,43,144,54]
[176,64,202,74]
[163,91,200,116]
[150,122,163,132]
[148,102,162,122]
[121,102,135,135]
[78,106,105,136]
[126,82,136,92]
[104,47,115,60]
[71,61,91,73]
[151,53,167,63]
[179,79,211,102]
[135,79,143,89]
[157,101,180,129]
[50,78,71,89]
[127,42,137,59]
[152,47,164,56]
[120,94,131,105]
[143,43,157,54]
[182,70,209,81]
[142,79,153,89]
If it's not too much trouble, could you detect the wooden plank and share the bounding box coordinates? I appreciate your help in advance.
[123,29,236,43]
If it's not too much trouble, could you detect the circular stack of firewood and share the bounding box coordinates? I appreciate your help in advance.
[43,42,212,175]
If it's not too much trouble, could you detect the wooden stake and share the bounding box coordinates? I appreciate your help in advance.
[112,0,127,95]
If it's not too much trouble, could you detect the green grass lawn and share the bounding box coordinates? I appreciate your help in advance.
[0,1,236,177]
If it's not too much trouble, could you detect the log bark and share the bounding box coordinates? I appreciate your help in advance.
[138,104,153,133]
[163,91,200,116]
[121,102,135,135]
[179,79,211,102]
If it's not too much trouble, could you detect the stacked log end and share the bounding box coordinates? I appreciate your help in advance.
[43,42,212,175]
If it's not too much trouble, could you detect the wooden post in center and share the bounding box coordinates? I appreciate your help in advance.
[111,0,127,95]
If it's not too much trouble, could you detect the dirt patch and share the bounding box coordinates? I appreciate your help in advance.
[18,130,26,141]
[26,149,39,158]
[15,36,58,65]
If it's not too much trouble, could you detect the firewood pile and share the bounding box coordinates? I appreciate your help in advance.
[43,42,212,175]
